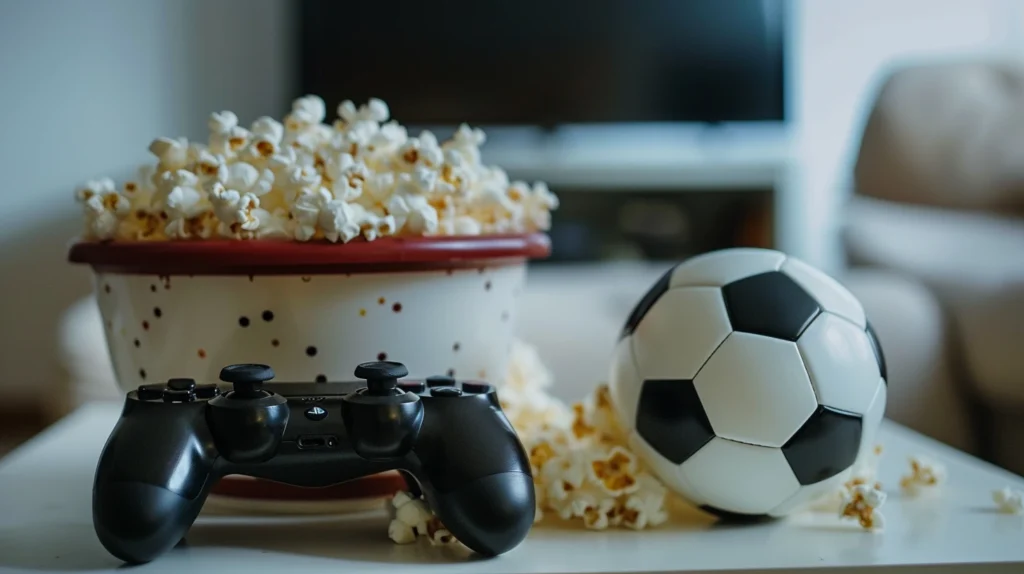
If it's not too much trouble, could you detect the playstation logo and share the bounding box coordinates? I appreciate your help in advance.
[304,406,328,421]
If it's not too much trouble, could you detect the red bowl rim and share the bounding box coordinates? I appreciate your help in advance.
[67,232,551,275]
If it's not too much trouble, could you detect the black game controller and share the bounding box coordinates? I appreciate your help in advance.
[92,361,535,564]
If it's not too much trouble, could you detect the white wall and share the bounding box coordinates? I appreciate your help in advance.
[0,0,296,402]
[789,0,1022,273]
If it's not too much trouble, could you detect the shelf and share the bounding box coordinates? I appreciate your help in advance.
[476,122,795,190]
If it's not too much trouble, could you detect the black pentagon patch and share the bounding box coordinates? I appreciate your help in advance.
[699,505,773,523]
[782,406,862,486]
[620,266,675,339]
[636,379,715,465]
[865,320,887,384]
[722,271,820,341]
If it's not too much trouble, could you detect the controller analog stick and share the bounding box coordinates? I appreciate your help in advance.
[343,361,423,460]
[354,361,408,395]
[219,364,275,398]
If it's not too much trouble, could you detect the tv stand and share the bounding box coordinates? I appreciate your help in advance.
[479,122,804,261]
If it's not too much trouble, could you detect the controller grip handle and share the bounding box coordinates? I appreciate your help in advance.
[430,471,536,556]
[93,480,207,564]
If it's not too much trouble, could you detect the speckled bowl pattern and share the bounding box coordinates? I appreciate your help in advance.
[93,265,524,390]
[70,234,550,392]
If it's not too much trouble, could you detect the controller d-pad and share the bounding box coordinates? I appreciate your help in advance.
[162,389,195,403]
[462,381,492,394]
[137,383,166,401]
[426,375,455,388]
[399,381,426,394]
[431,386,463,398]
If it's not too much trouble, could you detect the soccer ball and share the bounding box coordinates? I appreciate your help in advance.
[609,248,887,518]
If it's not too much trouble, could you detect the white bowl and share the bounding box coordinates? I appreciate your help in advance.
[69,234,549,391]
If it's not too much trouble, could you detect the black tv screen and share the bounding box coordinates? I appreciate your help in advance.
[299,0,786,126]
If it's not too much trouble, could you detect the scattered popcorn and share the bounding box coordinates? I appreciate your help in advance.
[386,490,460,547]
[387,490,434,544]
[394,497,431,533]
[497,340,669,531]
[384,340,669,547]
[840,483,886,530]
[387,520,417,545]
[900,455,946,495]
[806,443,885,513]
[74,97,557,242]
[993,486,1024,514]
[424,517,456,546]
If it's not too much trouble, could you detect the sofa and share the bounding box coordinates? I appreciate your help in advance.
[842,59,1024,473]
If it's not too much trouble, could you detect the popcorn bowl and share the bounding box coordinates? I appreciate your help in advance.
[68,232,550,508]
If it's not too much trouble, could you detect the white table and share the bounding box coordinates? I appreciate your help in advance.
[1,403,1023,574]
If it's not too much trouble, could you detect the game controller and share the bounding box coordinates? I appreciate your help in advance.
[92,361,535,564]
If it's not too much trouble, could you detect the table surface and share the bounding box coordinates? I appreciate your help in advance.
[1,403,1023,574]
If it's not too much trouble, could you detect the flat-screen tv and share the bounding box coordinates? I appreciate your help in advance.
[299,0,787,126]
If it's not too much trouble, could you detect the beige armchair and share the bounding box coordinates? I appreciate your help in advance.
[844,59,1024,474]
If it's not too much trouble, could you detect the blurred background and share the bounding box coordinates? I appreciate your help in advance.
[1,0,1022,474]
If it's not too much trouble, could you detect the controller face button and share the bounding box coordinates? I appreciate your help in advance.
[462,381,492,394]
[430,386,463,398]
[136,383,166,401]
[398,381,426,394]
[162,389,195,403]
[194,384,220,399]
[426,375,456,388]
[167,378,196,392]
[304,406,328,421]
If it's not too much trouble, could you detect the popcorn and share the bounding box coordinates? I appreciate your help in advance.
[338,98,390,124]
[208,111,238,135]
[149,137,190,172]
[206,182,263,238]
[210,126,252,159]
[251,116,284,143]
[318,198,363,243]
[900,455,946,495]
[291,188,331,241]
[323,152,369,201]
[799,443,885,514]
[382,340,671,550]
[285,94,327,134]
[840,483,886,530]
[359,213,397,242]
[395,498,432,533]
[588,446,640,497]
[621,474,669,530]
[498,341,669,532]
[224,162,274,198]
[388,192,439,235]
[438,214,482,236]
[443,123,486,166]
[283,164,323,196]
[424,517,456,546]
[75,178,130,240]
[386,491,459,547]
[193,150,227,182]
[993,486,1024,514]
[397,131,444,170]
[562,490,619,529]
[540,448,589,502]
[387,520,417,545]
[74,96,557,242]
